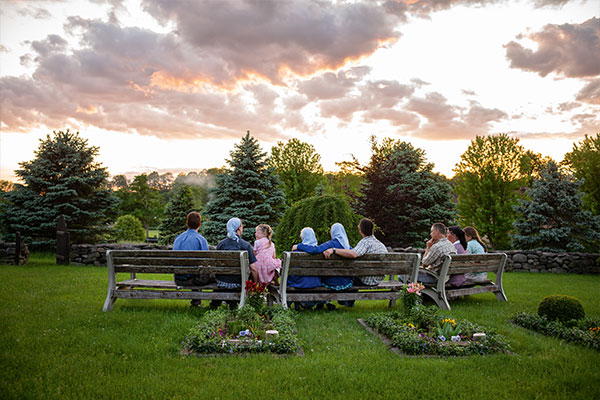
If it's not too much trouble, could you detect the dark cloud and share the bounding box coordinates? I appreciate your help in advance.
[140,0,402,85]
[298,67,370,100]
[505,17,600,78]
[576,79,600,104]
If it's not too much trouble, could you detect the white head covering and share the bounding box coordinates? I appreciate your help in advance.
[330,223,350,249]
[300,227,318,246]
[226,218,242,242]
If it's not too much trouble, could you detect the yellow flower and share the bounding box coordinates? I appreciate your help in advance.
[408,323,415,328]
[442,318,456,326]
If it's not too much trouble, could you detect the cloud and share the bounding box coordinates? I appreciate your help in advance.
[505,17,600,78]
[576,79,600,104]
[140,0,402,85]
[298,67,371,100]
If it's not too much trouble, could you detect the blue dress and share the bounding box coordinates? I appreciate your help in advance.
[297,239,353,290]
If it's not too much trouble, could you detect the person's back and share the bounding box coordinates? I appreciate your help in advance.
[173,212,210,287]
[253,224,282,284]
[215,236,257,288]
[420,223,457,284]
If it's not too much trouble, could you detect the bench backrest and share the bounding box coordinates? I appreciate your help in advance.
[281,252,421,281]
[107,250,249,275]
[440,253,507,276]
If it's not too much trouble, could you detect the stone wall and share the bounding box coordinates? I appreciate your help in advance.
[390,247,599,274]
[70,243,171,266]
[0,241,30,265]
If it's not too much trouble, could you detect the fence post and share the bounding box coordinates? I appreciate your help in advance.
[56,215,70,265]
[15,231,21,265]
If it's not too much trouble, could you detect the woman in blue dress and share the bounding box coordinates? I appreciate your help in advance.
[293,223,353,309]
[287,227,322,310]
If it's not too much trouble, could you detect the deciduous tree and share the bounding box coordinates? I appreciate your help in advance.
[158,185,195,245]
[563,133,600,215]
[453,134,529,249]
[269,138,324,205]
[116,174,165,237]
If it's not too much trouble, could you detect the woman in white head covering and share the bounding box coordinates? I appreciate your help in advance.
[215,218,258,293]
[292,223,353,297]
[287,227,322,291]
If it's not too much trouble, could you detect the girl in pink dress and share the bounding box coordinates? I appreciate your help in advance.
[254,224,282,284]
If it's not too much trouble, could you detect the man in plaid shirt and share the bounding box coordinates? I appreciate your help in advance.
[323,218,388,286]
[419,223,457,284]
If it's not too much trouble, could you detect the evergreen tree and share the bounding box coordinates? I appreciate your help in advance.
[512,161,600,252]
[563,133,600,215]
[276,195,362,253]
[202,132,286,244]
[158,185,195,245]
[112,215,146,243]
[453,134,529,249]
[269,138,324,205]
[352,137,455,248]
[0,129,117,249]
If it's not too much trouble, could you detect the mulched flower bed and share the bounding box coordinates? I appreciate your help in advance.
[361,305,511,356]
[512,312,600,351]
[181,305,302,356]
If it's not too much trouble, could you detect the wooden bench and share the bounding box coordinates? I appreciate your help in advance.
[279,252,421,308]
[102,250,249,312]
[420,253,508,310]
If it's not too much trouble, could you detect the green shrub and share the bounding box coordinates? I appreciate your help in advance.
[538,295,585,323]
[112,215,146,243]
[275,194,362,252]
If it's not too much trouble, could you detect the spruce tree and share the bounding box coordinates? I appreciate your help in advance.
[512,161,600,252]
[158,185,195,245]
[202,132,286,244]
[352,137,455,248]
[0,129,117,249]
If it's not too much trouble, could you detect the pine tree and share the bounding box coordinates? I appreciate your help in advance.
[158,185,195,245]
[352,137,455,248]
[202,132,286,244]
[0,129,117,249]
[512,161,600,252]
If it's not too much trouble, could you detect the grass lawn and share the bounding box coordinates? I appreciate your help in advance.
[1,253,599,400]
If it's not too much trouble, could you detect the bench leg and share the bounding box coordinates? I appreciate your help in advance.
[422,288,451,310]
[388,298,397,308]
[494,289,508,302]
[103,293,116,312]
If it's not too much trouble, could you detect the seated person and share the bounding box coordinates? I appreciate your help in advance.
[293,223,353,308]
[212,218,258,308]
[446,225,468,287]
[287,227,322,310]
[323,218,387,286]
[464,226,488,283]
[253,224,282,285]
[419,223,457,285]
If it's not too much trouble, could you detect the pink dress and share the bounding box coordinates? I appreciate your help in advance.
[253,238,282,284]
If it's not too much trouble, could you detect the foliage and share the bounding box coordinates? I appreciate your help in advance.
[364,306,510,356]
[245,280,268,313]
[269,138,324,206]
[351,137,455,247]
[275,194,362,252]
[538,295,585,323]
[0,129,117,249]
[169,169,222,210]
[453,134,531,249]
[401,282,424,313]
[115,174,165,236]
[512,161,600,252]
[182,305,299,355]
[157,185,195,245]
[110,175,129,190]
[513,312,600,351]
[147,171,174,193]
[202,132,286,244]
[562,133,600,215]
[111,215,146,243]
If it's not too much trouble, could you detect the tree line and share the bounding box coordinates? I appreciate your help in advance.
[1,129,599,253]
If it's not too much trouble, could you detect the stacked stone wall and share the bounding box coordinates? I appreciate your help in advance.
[70,243,171,266]
[390,247,599,274]
[0,241,29,265]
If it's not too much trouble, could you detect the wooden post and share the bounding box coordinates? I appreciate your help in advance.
[56,215,70,265]
[15,231,21,265]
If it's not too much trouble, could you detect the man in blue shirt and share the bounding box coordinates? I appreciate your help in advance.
[173,212,211,307]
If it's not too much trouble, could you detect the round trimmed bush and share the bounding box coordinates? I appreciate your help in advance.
[537,295,585,323]
[112,215,146,243]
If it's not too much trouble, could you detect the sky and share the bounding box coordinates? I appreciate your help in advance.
[1,0,598,182]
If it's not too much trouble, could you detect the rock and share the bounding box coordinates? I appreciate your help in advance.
[513,254,528,263]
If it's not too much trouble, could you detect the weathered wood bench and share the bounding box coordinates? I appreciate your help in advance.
[420,253,508,310]
[103,250,249,312]
[279,252,421,308]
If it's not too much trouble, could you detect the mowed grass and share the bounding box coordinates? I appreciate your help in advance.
[1,253,599,400]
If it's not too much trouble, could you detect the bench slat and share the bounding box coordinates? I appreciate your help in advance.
[114,265,242,274]
[285,292,400,301]
[114,289,241,300]
[446,284,499,298]
[112,257,243,267]
[109,250,245,258]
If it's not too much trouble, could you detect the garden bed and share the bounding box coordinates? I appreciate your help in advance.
[361,305,511,356]
[181,305,303,356]
[512,312,600,351]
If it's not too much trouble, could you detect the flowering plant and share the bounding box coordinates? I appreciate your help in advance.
[245,280,268,312]
[437,318,462,338]
[401,282,425,313]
